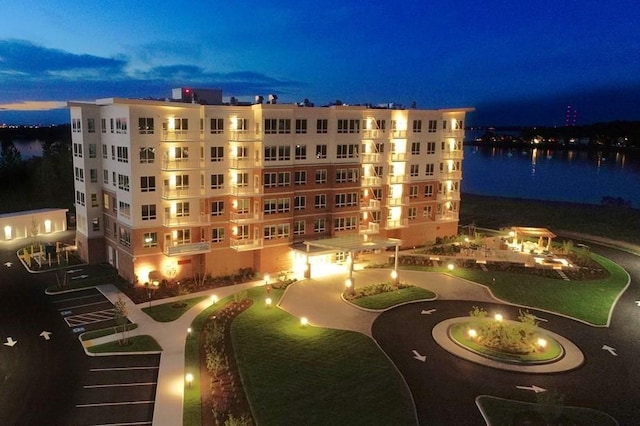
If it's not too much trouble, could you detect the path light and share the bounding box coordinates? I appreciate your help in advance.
[266,297,272,307]
[447,263,455,271]
[185,373,194,388]
[468,329,477,340]
[300,317,308,327]
[537,338,547,349]
[494,313,503,322]
[390,269,398,280]
[264,274,270,285]
[345,278,352,289]
[187,327,192,335]
[210,294,218,304]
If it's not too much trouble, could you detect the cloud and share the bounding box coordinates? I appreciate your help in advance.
[0,101,67,111]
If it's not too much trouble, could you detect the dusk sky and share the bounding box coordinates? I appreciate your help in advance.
[0,0,638,126]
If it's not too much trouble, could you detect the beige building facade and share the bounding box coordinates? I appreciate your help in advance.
[68,95,472,284]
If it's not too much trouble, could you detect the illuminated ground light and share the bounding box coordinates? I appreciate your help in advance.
[266,297,272,307]
[494,313,503,322]
[447,263,455,271]
[210,295,218,304]
[185,373,194,388]
[468,328,478,340]
[300,317,308,327]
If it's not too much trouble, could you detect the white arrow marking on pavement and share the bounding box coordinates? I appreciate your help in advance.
[67,269,83,274]
[71,274,89,280]
[602,345,618,356]
[635,301,640,307]
[516,385,547,393]
[4,337,17,347]
[4,261,12,267]
[421,309,436,315]
[412,350,426,362]
[40,331,53,340]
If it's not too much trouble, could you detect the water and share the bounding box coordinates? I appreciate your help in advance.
[462,145,640,208]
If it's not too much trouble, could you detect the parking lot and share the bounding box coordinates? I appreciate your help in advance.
[69,354,160,425]
[50,287,124,334]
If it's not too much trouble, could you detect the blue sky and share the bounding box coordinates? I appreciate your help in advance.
[0,0,638,126]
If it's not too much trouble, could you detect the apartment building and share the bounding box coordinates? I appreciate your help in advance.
[68,94,472,284]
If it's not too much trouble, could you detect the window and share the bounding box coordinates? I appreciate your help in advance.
[295,119,307,134]
[103,194,110,210]
[315,144,327,159]
[141,176,156,192]
[411,142,420,155]
[264,118,291,134]
[118,201,131,218]
[174,146,189,161]
[335,193,358,207]
[408,207,417,220]
[277,145,291,161]
[428,120,437,132]
[75,191,85,206]
[90,169,98,183]
[337,119,359,134]
[294,195,306,210]
[101,118,106,133]
[264,172,277,188]
[112,171,116,187]
[337,144,358,158]
[278,119,291,134]
[175,229,191,244]
[102,144,108,159]
[140,147,155,163]
[277,172,290,187]
[211,200,224,216]
[211,227,225,243]
[73,143,83,158]
[210,146,224,162]
[442,120,447,130]
[413,120,422,133]
[210,174,224,189]
[348,168,359,182]
[409,185,418,198]
[119,227,131,247]
[410,164,419,177]
[315,194,327,209]
[118,174,130,191]
[210,118,224,134]
[234,118,249,131]
[334,216,357,231]
[175,202,190,217]
[264,145,277,161]
[294,220,305,235]
[116,118,128,134]
[425,184,434,197]
[103,170,109,184]
[316,119,328,134]
[236,225,249,240]
[117,146,129,163]
[138,117,154,134]
[142,204,156,220]
[90,193,98,207]
[143,232,158,248]
[74,167,84,182]
[315,169,327,184]
[295,144,307,160]
[277,198,290,213]
[264,199,277,214]
[425,163,435,176]
[426,142,436,154]
[175,174,189,189]
[423,206,433,218]
[72,118,82,132]
[236,199,249,214]
[294,170,306,185]
[314,218,326,233]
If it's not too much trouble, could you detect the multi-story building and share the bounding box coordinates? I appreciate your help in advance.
[68,92,472,284]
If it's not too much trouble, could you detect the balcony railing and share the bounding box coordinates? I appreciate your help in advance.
[360,199,381,211]
[392,130,407,138]
[230,185,262,196]
[229,131,262,142]
[387,196,410,207]
[164,241,211,256]
[163,214,210,227]
[359,222,380,235]
[161,158,204,170]
[442,129,464,137]
[361,176,382,187]
[360,152,381,163]
[437,191,461,202]
[387,175,407,184]
[162,187,205,199]
[441,150,464,160]
[436,212,458,221]
[230,157,262,169]
[362,129,384,139]
[385,218,409,229]
[390,152,408,162]
[440,170,462,180]
[230,238,263,251]
[230,212,263,223]
[161,130,201,142]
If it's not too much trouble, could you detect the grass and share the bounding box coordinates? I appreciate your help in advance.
[80,323,138,341]
[183,295,234,426]
[404,253,627,325]
[477,395,618,426]
[348,286,436,310]
[87,335,162,353]
[142,296,207,322]
[232,287,416,426]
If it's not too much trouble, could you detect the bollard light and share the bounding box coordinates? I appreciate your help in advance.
[185,373,194,388]
[300,317,308,327]
[211,294,218,304]
[266,297,272,307]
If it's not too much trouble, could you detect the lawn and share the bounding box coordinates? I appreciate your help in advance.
[231,287,417,425]
[142,296,207,322]
[348,286,436,310]
[87,335,162,353]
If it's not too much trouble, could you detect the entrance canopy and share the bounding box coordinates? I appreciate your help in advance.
[302,235,401,253]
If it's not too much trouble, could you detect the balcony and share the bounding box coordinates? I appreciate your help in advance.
[230,157,262,169]
[387,175,407,184]
[442,150,464,160]
[229,131,262,142]
[162,187,205,200]
[437,211,458,221]
[164,241,211,256]
[392,130,407,138]
[361,175,382,187]
[230,238,263,251]
[437,191,461,202]
[442,129,464,137]
[230,211,263,223]
[440,170,462,180]
[362,129,384,139]
[163,214,210,227]
[385,218,409,229]
[360,152,381,163]
[161,130,201,142]
[360,199,381,211]
[359,222,380,235]
[161,158,204,171]
[230,185,262,196]
[390,152,408,162]
[387,196,410,207]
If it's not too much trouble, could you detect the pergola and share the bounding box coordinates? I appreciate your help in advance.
[511,227,556,252]
[300,235,402,293]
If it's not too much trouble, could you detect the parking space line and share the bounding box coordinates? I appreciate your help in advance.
[83,382,156,389]
[53,294,100,303]
[58,300,111,311]
[76,400,154,408]
[90,366,159,372]
[64,309,116,327]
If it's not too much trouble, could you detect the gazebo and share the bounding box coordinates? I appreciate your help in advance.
[510,227,556,253]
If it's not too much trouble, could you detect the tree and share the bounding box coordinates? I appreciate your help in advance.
[113,295,130,346]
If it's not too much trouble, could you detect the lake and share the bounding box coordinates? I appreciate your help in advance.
[462,145,640,208]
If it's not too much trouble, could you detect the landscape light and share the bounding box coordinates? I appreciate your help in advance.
[494,313,503,322]
[345,279,352,288]
[537,338,547,349]
[447,263,455,271]
[266,297,272,307]
[187,327,192,334]
[390,270,398,280]
[185,373,194,388]
[211,295,218,304]
[468,329,477,339]
[300,317,308,327]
